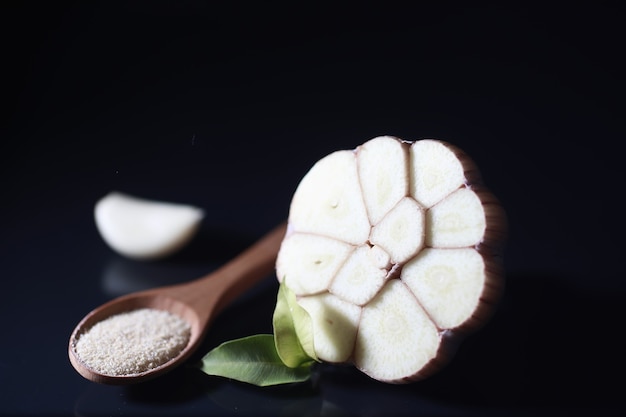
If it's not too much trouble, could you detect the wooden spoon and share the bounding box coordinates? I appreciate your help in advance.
[68,222,287,385]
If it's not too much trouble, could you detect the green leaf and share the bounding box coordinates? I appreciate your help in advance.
[199,334,312,386]
[273,281,318,367]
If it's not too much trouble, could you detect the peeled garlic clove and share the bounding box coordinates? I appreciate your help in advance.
[94,192,205,260]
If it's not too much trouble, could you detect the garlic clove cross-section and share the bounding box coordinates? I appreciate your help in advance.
[275,136,506,383]
[288,150,371,245]
[94,192,205,260]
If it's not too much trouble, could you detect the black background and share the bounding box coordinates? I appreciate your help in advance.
[2,1,625,416]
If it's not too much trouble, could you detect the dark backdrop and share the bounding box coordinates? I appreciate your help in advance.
[2,2,624,416]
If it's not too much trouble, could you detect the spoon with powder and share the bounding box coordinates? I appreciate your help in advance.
[68,221,287,385]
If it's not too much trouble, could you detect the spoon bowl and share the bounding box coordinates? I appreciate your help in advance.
[69,222,287,385]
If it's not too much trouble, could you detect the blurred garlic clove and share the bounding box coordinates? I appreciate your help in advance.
[94,192,204,260]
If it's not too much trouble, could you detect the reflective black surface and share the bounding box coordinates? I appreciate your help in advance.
[3,2,625,416]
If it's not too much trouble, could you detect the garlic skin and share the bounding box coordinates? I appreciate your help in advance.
[94,192,205,260]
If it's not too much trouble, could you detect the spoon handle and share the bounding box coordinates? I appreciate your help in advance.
[207,221,287,312]
[165,222,287,319]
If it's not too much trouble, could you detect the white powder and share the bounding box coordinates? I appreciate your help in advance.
[74,308,191,376]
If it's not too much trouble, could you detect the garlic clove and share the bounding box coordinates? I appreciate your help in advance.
[94,192,204,260]
[288,150,370,246]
